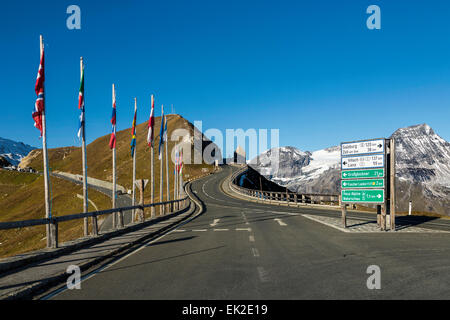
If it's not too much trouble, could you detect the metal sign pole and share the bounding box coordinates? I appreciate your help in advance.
[390,138,396,231]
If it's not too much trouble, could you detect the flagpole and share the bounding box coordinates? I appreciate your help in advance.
[40,35,52,248]
[179,163,182,198]
[132,98,137,222]
[165,117,170,212]
[150,95,155,218]
[80,57,89,236]
[174,145,177,205]
[160,105,164,215]
[112,84,117,229]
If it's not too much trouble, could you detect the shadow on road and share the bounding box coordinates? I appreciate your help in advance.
[100,245,226,274]
[395,215,440,229]
[147,236,196,247]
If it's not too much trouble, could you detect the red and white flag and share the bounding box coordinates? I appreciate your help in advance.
[109,85,117,149]
[32,48,45,136]
[147,94,155,147]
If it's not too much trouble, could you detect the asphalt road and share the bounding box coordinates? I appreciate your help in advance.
[51,166,450,299]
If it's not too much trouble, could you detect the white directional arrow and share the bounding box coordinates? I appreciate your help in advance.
[274,218,287,226]
[377,194,382,198]
[210,219,220,227]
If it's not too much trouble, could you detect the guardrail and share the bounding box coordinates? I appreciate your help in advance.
[229,166,339,207]
[0,196,190,249]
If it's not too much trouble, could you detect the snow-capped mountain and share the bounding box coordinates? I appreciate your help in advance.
[0,137,36,166]
[249,124,450,215]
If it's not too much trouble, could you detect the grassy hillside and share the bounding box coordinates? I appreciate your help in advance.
[0,170,111,258]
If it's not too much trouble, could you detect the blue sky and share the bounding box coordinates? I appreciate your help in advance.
[1,0,450,157]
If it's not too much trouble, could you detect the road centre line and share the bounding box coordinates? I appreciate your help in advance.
[236,227,252,231]
[252,248,260,257]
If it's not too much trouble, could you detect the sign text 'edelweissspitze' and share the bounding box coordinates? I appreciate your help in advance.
[341,139,384,156]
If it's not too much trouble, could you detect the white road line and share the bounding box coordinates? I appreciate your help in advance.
[210,219,220,227]
[257,266,269,282]
[274,218,287,226]
[213,228,229,231]
[192,229,207,232]
[249,235,255,242]
[236,228,252,232]
[251,248,260,257]
[172,229,186,232]
[269,211,300,216]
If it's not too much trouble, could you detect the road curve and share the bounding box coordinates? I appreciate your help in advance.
[51,166,450,299]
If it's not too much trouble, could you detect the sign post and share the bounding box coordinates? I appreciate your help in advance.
[341,138,394,231]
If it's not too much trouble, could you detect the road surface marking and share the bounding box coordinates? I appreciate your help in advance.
[269,211,300,216]
[274,218,287,226]
[192,229,208,232]
[252,248,260,257]
[173,229,186,232]
[257,266,269,282]
[236,228,252,232]
[210,219,220,227]
[213,228,229,231]
[249,235,255,242]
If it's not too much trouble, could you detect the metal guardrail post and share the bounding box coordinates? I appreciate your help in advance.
[51,219,58,249]
[92,213,98,236]
[118,209,124,228]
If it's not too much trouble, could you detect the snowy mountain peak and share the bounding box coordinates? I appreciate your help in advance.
[391,123,434,137]
[0,137,36,166]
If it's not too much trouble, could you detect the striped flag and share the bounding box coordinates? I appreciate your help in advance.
[158,105,165,160]
[109,86,117,149]
[32,47,45,136]
[77,65,85,139]
[163,114,168,144]
[147,95,155,147]
[130,99,137,157]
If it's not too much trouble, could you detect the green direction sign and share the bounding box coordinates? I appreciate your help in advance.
[341,178,384,189]
[341,169,384,179]
[341,189,385,203]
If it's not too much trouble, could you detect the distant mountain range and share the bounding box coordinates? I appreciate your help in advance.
[0,137,36,166]
[249,124,450,216]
